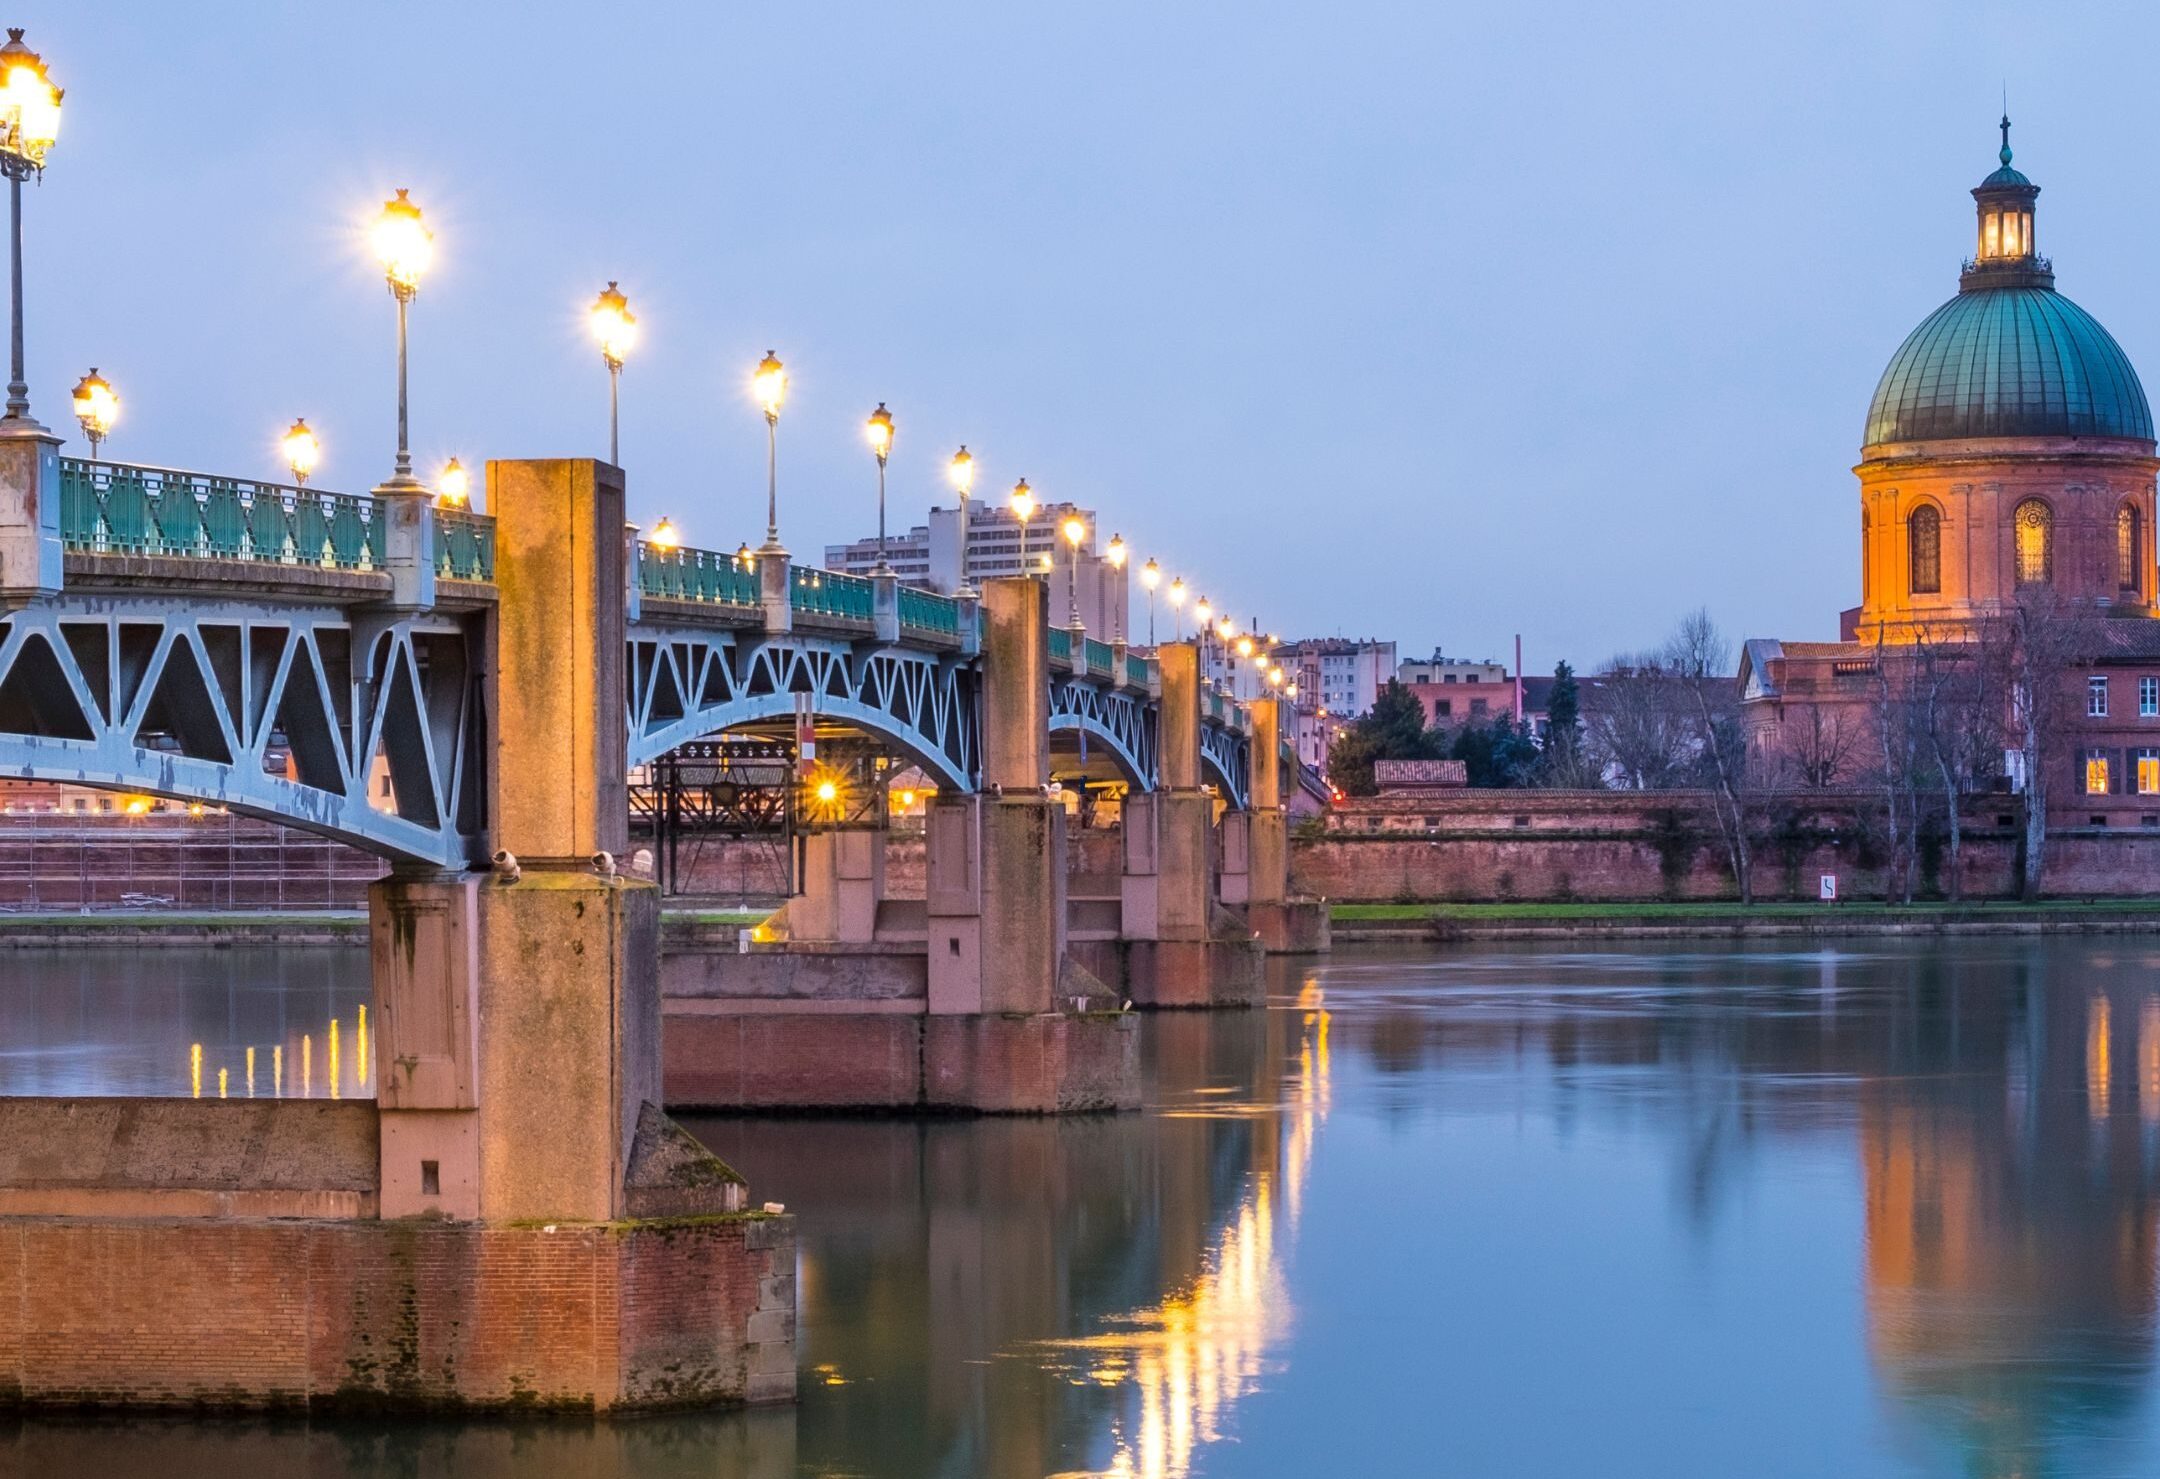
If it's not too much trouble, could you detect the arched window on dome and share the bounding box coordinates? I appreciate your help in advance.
[2119,503,2143,594]
[1909,505,1941,595]
[2015,499,2053,586]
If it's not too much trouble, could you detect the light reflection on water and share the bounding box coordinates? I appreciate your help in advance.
[6,939,2160,1476]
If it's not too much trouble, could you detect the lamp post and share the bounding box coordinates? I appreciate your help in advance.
[283,418,320,487]
[949,445,976,595]
[1009,478,1035,577]
[1167,577,1186,640]
[70,368,115,461]
[1193,595,1210,655]
[0,30,61,430]
[590,281,635,466]
[1139,558,1161,645]
[1105,533,1127,641]
[755,350,786,553]
[371,189,432,489]
[1061,515,1087,629]
[650,516,680,550]
[866,402,894,574]
[437,457,469,508]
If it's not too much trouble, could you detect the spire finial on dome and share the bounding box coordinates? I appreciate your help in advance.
[2000,104,2012,166]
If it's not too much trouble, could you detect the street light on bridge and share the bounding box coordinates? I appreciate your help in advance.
[590,281,635,466]
[437,457,469,508]
[1104,533,1127,642]
[0,29,61,431]
[948,446,976,596]
[1060,514,1087,630]
[1192,594,1210,638]
[282,418,320,487]
[1139,558,1161,645]
[1167,576,1186,639]
[1009,478,1035,577]
[70,368,115,461]
[866,403,894,574]
[650,515,680,550]
[371,189,432,490]
[754,350,787,554]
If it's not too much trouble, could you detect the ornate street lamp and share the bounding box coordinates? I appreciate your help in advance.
[371,188,432,489]
[1167,576,1186,639]
[1061,515,1087,629]
[70,368,115,460]
[1193,594,1210,641]
[1009,478,1035,577]
[590,281,635,466]
[283,418,320,487]
[1104,533,1127,641]
[948,445,976,595]
[754,350,787,552]
[1139,557,1161,645]
[437,457,469,508]
[650,515,680,550]
[0,30,61,429]
[866,402,894,574]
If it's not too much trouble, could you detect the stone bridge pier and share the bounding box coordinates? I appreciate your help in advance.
[0,457,794,1414]
[1217,695,1331,954]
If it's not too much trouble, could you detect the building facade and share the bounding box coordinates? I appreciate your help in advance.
[825,501,1131,637]
[1741,122,2160,827]
[1281,638,1396,768]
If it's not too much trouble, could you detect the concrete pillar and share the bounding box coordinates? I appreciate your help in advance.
[371,868,481,1219]
[872,570,900,643]
[790,828,885,944]
[760,548,792,634]
[0,421,60,607]
[924,577,1133,1109]
[1246,697,1287,908]
[373,486,438,611]
[479,457,652,1223]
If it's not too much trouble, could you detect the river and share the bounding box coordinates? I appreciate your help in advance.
[4,937,2159,1477]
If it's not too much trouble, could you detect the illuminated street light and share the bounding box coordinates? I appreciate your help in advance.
[1217,616,1235,643]
[371,188,432,489]
[949,445,977,596]
[1061,515,1087,629]
[437,457,469,508]
[650,515,680,550]
[283,418,320,486]
[0,29,61,429]
[1167,577,1187,640]
[1236,634,1255,660]
[1009,478,1035,577]
[1139,557,1161,644]
[1267,667,1285,689]
[590,281,635,465]
[70,367,115,460]
[1104,533,1127,641]
[754,350,787,553]
[866,402,894,574]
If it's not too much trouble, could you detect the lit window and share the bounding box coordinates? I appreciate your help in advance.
[2090,676,2110,717]
[2120,504,2143,592]
[2143,677,2158,718]
[1909,504,1941,594]
[2087,754,2111,795]
[2139,752,2160,795]
[2015,499,2053,585]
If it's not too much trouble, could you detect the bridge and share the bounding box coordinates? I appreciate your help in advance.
[0,438,1320,1413]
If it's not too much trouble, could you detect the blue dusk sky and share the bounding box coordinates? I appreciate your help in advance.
[17,1,2153,670]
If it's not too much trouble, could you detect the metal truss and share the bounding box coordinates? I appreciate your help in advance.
[625,625,978,791]
[1201,720,1250,808]
[1047,673,1158,789]
[0,595,483,866]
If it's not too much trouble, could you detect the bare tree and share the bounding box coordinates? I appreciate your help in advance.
[1864,624,1928,903]
[1782,703,1861,790]
[1907,621,2002,902]
[1583,657,1695,790]
[1996,588,2099,900]
[1664,610,1755,903]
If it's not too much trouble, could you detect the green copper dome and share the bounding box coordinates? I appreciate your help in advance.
[1865,286,2152,447]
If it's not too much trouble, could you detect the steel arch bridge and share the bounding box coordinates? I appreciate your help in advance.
[1,456,1253,867]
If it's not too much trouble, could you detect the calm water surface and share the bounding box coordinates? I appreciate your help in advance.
[6,937,2160,1477]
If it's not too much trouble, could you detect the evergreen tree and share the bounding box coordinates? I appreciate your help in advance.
[1326,679,1443,795]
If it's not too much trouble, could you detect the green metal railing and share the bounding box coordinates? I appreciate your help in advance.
[897,584,961,637]
[1048,627,1072,663]
[1084,638,1114,675]
[434,507,495,581]
[790,565,875,623]
[1126,652,1150,686]
[59,458,383,571]
[640,543,761,607]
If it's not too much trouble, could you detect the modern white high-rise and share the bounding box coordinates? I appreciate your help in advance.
[825,502,1132,638]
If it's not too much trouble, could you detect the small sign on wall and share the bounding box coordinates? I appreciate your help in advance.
[1819,874,1838,902]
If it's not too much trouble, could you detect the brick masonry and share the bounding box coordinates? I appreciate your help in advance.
[0,1212,795,1412]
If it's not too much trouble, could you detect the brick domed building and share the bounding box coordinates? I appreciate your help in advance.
[1742,121,2160,829]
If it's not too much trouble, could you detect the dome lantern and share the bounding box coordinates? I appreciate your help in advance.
[1963,114,2050,291]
